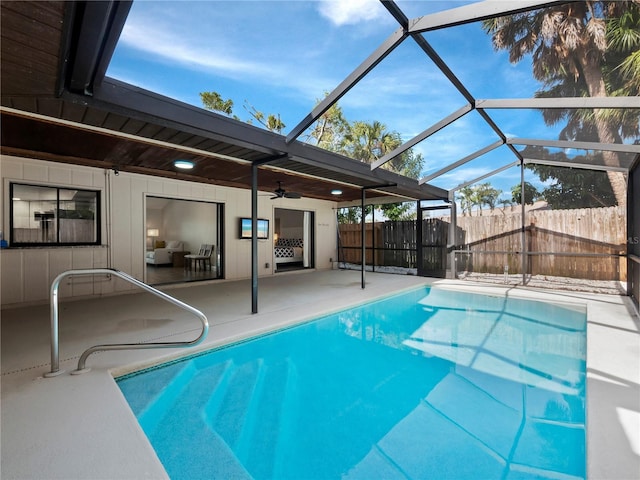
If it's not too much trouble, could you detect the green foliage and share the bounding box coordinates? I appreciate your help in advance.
[456,183,503,216]
[510,182,540,205]
[199,91,424,184]
[337,206,372,224]
[521,146,616,208]
[200,92,234,116]
[242,101,285,133]
[199,91,284,132]
[336,202,415,224]
[305,93,350,151]
[482,2,640,207]
[379,202,415,221]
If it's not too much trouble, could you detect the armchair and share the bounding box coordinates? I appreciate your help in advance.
[145,240,184,265]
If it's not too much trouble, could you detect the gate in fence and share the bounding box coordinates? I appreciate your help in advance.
[417,204,451,278]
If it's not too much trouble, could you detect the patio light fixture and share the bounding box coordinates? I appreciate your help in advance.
[174,160,195,170]
[331,189,343,195]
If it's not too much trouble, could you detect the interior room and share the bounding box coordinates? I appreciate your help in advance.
[145,196,223,285]
[274,208,314,272]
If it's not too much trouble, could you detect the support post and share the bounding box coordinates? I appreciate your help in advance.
[416,200,422,276]
[251,163,258,313]
[448,191,457,279]
[372,205,376,272]
[361,188,366,289]
[520,160,526,285]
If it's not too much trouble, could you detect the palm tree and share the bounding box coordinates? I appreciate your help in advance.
[482,1,640,207]
[342,120,398,162]
[470,183,502,215]
[498,197,513,215]
[305,94,350,152]
[457,186,475,216]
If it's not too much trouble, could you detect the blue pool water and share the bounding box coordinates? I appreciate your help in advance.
[117,286,587,480]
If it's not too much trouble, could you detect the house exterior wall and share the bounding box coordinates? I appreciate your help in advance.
[0,155,338,307]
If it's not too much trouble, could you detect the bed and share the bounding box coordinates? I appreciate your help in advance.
[274,238,304,265]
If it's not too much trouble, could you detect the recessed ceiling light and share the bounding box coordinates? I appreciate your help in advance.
[331,189,343,195]
[174,160,195,170]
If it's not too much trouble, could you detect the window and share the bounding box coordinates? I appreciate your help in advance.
[10,183,100,246]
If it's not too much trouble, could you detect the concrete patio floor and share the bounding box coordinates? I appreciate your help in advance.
[1,269,638,479]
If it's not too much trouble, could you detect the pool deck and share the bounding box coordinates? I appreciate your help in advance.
[1,269,639,479]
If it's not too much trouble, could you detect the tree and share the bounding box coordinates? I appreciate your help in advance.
[498,197,513,214]
[200,91,236,118]
[381,202,415,221]
[242,100,285,133]
[528,163,616,208]
[304,92,350,152]
[456,183,502,215]
[457,186,475,216]
[482,2,640,207]
[511,182,540,205]
[475,183,502,214]
[200,91,285,132]
[200,91,424,218]
[520,145,616,208]
[341,120,398,162]
[339,119,424,221]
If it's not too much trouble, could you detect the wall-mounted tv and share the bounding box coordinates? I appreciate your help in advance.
[239,218,269,239]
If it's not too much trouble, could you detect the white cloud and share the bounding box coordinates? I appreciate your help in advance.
[317,0,387,26]
[119,21,276,79]
[117,16,342,109]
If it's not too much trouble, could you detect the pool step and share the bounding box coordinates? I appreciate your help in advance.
[137,362,199,436]
[143,360,254,480]
[201,356,298,479]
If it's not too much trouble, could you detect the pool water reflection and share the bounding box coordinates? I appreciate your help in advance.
[117,286,586,479]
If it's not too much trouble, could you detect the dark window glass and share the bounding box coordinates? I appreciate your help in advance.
[10,184,100,246]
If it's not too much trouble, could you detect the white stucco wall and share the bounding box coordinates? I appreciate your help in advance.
[0,155,338,307]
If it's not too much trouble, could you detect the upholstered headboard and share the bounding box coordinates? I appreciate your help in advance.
[275,238,303,248]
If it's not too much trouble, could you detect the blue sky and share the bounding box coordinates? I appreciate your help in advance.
[107,0,562,198]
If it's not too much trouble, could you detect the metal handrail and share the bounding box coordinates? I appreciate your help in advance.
[44,268,209,377]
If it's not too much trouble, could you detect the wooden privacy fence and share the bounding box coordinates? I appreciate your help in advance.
[456,206,626,280]
[338,206,627,281]
[338,220,442,270]
[338,223,384,265]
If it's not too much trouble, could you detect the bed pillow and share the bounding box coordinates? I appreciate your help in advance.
[167,240,181,249]
[155,240,166,248]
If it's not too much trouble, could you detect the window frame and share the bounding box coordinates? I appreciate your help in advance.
[9,182,101,247]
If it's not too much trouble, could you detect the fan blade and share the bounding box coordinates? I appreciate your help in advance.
[284,192,301,199]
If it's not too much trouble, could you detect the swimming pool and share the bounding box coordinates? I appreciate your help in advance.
[117,286,586,479]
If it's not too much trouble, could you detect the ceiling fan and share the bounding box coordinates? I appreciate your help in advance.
[270,181,301,200]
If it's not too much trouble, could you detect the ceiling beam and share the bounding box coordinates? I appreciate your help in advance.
[508,138,640,154]
[371,104,472,171]
[66,1,132,95]
[409,1,570,33]
[450,161,520,192]
[524,157,629,173]
[286,140,448,199]
[477,97,640,109]
[419,140,504,184]
[285,27,408,143]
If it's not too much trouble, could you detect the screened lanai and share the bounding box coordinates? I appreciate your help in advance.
[1,0,639,309]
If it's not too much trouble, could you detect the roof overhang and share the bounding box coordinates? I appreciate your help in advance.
[0,0,446,204]
[1,0,637,205]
